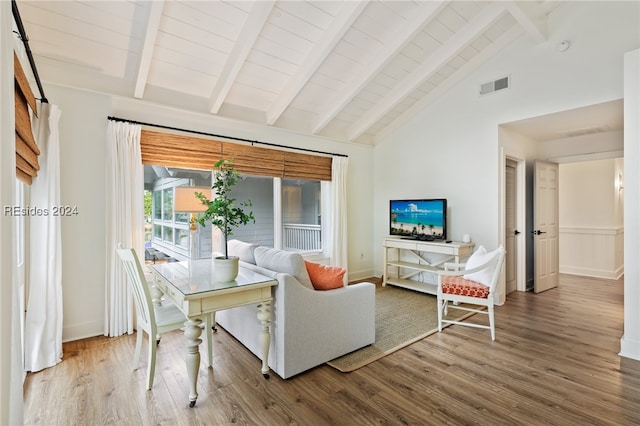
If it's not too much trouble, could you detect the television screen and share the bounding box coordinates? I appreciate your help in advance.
[389,199,447,241]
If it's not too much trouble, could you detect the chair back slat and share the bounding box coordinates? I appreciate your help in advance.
[116,246,156,333]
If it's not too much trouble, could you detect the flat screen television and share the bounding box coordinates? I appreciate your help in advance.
[389,198,447,241]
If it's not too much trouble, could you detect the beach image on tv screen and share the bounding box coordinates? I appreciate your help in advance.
[390,200,445,238]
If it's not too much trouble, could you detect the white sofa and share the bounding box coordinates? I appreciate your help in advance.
[215,240,376,379]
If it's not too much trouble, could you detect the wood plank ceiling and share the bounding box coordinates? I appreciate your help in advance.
[17,1,559,145]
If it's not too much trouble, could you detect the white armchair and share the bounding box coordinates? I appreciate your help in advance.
[436,245,506,341]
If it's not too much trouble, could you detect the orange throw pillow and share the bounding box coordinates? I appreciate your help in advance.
[304,261,346,291]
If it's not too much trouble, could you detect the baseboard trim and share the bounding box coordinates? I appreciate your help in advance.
[348,269,376,282]
[560,266,623,280]
[620,334,640,361]
[63,319,104,343]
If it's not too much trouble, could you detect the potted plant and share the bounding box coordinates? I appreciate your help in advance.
[195,158,254,281]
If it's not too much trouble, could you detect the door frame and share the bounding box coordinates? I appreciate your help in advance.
[499,149,527,302]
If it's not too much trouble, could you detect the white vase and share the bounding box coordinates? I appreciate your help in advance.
[213,256,239,282]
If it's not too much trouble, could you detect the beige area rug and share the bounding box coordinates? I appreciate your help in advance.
[327,283,478,372]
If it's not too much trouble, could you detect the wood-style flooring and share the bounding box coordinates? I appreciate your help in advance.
[23,274,640,425]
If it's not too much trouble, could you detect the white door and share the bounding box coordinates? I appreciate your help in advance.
[533,161,559,293]
[505,159,518,294]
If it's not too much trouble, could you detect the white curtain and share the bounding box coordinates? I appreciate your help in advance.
[23,102,63,373]
[330,156,348,281]
[104,121,144,337]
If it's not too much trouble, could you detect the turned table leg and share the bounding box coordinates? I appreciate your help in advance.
[257,302,272,378]
[184,318,203,407]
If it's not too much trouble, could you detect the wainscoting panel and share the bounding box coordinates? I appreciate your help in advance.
[559,227,624,279]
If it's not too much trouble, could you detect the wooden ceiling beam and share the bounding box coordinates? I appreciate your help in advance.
[133,1,164,99]
[505,1,547,44]
[311,1,448,134]
[376,25,524,144]
[264,1,367,126]
[347,3,508,141]
[208,1,275,114]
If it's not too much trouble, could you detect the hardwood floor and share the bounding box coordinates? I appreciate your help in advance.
[24,274,640,425]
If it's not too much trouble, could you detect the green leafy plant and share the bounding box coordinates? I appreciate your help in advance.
[195,158,255,259]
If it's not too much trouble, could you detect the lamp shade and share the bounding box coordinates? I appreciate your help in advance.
[174,186,210,213]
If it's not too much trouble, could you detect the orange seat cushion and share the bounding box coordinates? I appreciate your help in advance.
[442,276,490,298]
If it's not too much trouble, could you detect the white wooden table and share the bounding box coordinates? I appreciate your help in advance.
[150,260,277,407]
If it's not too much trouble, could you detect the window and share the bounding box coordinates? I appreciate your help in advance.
[162,188,173,221]
[144,166,330,260]
[230,175,326,254]
[281,179,322,252]
[139,130,334,260]
[147,174,209,261]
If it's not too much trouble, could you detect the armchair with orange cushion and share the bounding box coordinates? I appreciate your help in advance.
[436,245,506,341]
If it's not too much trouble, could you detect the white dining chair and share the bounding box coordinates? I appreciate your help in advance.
[116,246,213,390]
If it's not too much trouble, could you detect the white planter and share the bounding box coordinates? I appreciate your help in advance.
[213,256,239,282]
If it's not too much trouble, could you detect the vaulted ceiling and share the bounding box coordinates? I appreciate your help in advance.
[17,1,562,144]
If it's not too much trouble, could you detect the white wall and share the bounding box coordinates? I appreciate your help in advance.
[1,1,21,423]
[373,2,639,293]
[48,86,111,341]
[47,84,374,341]
[559,159,624,278]
[620,49,640,361]
[540,130,623,162]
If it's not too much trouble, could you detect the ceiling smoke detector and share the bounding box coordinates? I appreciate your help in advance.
[557,40,570,52]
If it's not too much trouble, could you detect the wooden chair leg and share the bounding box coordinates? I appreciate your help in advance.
[488,305,496,341]
[133,329,143,371]
[437,296,443,333]
[146,333,157,390]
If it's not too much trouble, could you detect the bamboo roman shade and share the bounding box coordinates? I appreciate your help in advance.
[140,130,333,181]
[14,52,39,185]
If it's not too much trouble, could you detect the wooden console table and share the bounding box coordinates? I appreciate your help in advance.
[383,237,474,295]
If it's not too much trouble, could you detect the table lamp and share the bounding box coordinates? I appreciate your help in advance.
[174,186,210,258]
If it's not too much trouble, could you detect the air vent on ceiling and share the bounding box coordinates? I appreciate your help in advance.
[560,126,610,138]
[479,76,510,96]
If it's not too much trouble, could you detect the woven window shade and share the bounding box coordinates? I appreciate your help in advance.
[284,151,332,181]
[141,129,333,181]
[141,130,222,170]
[221,142,285,177]
[14,52,39,185]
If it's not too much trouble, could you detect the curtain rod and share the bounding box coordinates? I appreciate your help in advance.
[107,116,348,158]
[12,0,48,104]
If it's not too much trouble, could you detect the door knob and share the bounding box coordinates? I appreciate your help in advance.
[514,230,521,235]
[531,230,547,235]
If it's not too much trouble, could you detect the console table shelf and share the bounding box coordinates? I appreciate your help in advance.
[385,277,438,294]
[385,260,440,273]
[383,237,474,295]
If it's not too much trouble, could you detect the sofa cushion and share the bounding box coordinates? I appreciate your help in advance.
[304,261,345,291]
[254,246,313,289]
[227,239,259,264]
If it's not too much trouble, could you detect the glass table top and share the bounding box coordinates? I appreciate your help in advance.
[150,259,276,297]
